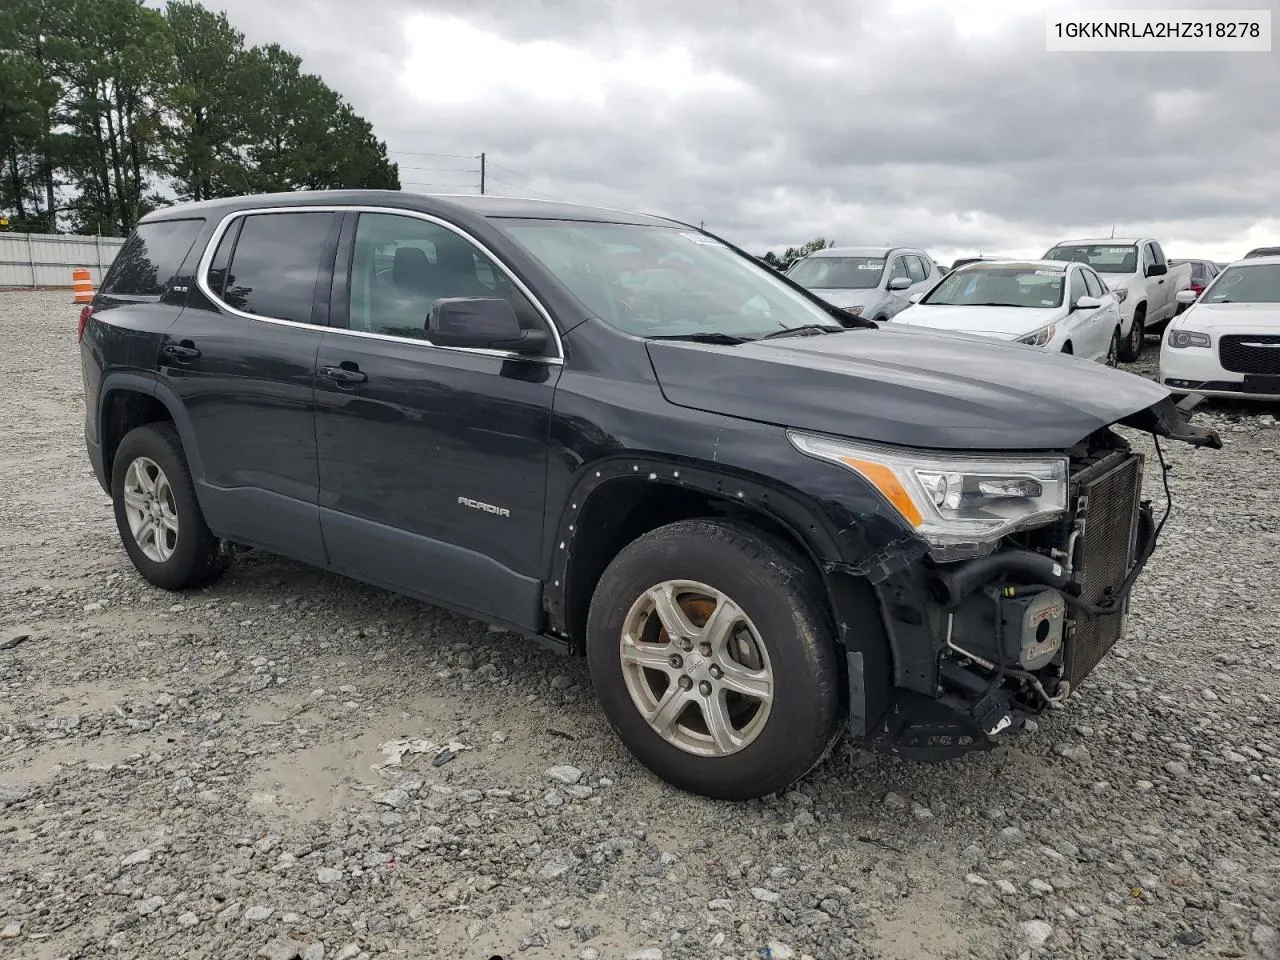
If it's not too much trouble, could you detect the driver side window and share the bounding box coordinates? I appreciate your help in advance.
[1082,269,1104,299]
[889,257,910,282]
[348,213,542,341]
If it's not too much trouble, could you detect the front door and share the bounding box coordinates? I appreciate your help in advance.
[160,209,341,564]
[314,210,562,630]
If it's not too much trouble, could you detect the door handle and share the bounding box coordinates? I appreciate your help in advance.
[320,363,368,386]
[161,341,200,362]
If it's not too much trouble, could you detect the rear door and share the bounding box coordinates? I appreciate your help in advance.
[313,209,562,630]
[159,208,341,564]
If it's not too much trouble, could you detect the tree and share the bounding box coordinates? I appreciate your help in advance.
[759,237,833,272]
[0,0,400,234]
[163,1,253,201]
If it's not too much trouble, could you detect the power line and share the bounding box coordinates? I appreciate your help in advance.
[483,160,603,206]
[389,150,480,160]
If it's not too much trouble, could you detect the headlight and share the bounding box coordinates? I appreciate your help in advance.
[1018,324,1057,347]
[1112,288,1129,304]
[1168,329,1211,349]
[842,305,864,317]
[788,432,1068,561]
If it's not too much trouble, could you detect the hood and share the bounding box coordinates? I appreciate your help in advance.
[1178,301,1280,329]
[807,288,878,309]
[1100,274,1138,292]
[646,325,1221,451]
[894,304,1059,339]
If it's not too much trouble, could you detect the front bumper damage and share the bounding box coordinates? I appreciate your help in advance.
[855,398,1221,761]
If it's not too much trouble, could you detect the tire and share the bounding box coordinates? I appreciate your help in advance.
[1105,326,1121,367]
[111,423,230,591]
[1120,305,1146,362]
[586,518,842,800]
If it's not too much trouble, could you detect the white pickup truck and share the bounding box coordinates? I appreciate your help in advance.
[1042,238,1192,361]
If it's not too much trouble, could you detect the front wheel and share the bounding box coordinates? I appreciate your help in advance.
[1105,326,1121,366]
[111,423,230,591]
[1120,306,1146,362]
[586,519,842,800]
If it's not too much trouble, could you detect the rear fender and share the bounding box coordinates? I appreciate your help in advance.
[98,371,208,490]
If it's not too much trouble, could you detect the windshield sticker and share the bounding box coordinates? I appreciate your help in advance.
[1033,269,1061,275]
[858,262,883,270]
[1102,247,1132,255]
[1040,299,1056,305]
[679,232,725,247]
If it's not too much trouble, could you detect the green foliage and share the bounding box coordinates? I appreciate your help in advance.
[0,0,400,235]
[760,237,833,272]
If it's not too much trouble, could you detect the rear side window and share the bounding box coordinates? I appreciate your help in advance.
[217,212,338,323]
[100,218,205,296]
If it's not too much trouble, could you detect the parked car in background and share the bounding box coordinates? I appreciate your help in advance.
[1244,246,1280,260]
[78,189,1219,801]
[785,245,941,321]
[893,260,1123,364]
[950,256,1001,271]
[1169,258,1221,310]
[1161,255,1280,401]
[1042,238,1192,361]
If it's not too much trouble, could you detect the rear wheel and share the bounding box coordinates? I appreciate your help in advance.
[111,423,230,590]
[586,519,842,800]
[1120,305,1146,362]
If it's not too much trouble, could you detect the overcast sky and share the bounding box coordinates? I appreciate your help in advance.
[205,0,1279,263]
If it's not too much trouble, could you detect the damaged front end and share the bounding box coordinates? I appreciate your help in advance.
[853,397,1221,761]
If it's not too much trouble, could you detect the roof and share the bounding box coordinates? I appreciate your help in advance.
[808,245,902,258]
[954,259,1073,272]
[1052,238,1144,246]
[1228,255,1280,267]
[140,189,680,228]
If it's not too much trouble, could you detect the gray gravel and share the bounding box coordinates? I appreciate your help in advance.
[2,290,1278,960]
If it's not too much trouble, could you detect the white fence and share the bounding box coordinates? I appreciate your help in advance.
[0,232,126,287]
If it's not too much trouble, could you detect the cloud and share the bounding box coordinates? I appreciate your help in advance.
[206,0,1280,262]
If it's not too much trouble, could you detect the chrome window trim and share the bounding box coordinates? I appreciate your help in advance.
[194,204,565,365]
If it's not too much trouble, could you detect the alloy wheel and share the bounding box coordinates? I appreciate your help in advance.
[122,456,179,563]
[619,580,774,757]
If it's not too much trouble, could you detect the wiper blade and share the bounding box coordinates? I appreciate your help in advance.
[648,332,749,345]
[757,324,843,340]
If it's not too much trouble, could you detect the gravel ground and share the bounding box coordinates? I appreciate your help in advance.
[1,289,1278,960]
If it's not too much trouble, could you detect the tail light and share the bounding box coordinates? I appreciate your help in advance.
[77,305,93,342]
[1190,282,1205,295]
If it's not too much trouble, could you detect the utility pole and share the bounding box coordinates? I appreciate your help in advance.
[1110,224,1115,239]
[480,153,485,195]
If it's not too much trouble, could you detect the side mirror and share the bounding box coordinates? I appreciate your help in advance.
[908,291,925,304]
[888,277,912,291]
[1073,295,1102,311]
[1146,263,1168,277]
[1175,289,1198,304]
[427,298,548,355]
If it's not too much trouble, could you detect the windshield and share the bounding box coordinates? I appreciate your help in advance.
[786,256,885,290]
[1044,244,1137,274]
[921,266,1065,308]
[1201,263,1280,303]
[497,219,846,338]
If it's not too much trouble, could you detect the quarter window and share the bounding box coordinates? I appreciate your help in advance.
[215,212,338,324]
[101,218,205,297]
[348,213,542,341]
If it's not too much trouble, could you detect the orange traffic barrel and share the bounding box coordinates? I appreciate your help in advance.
[72,267,94,304]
